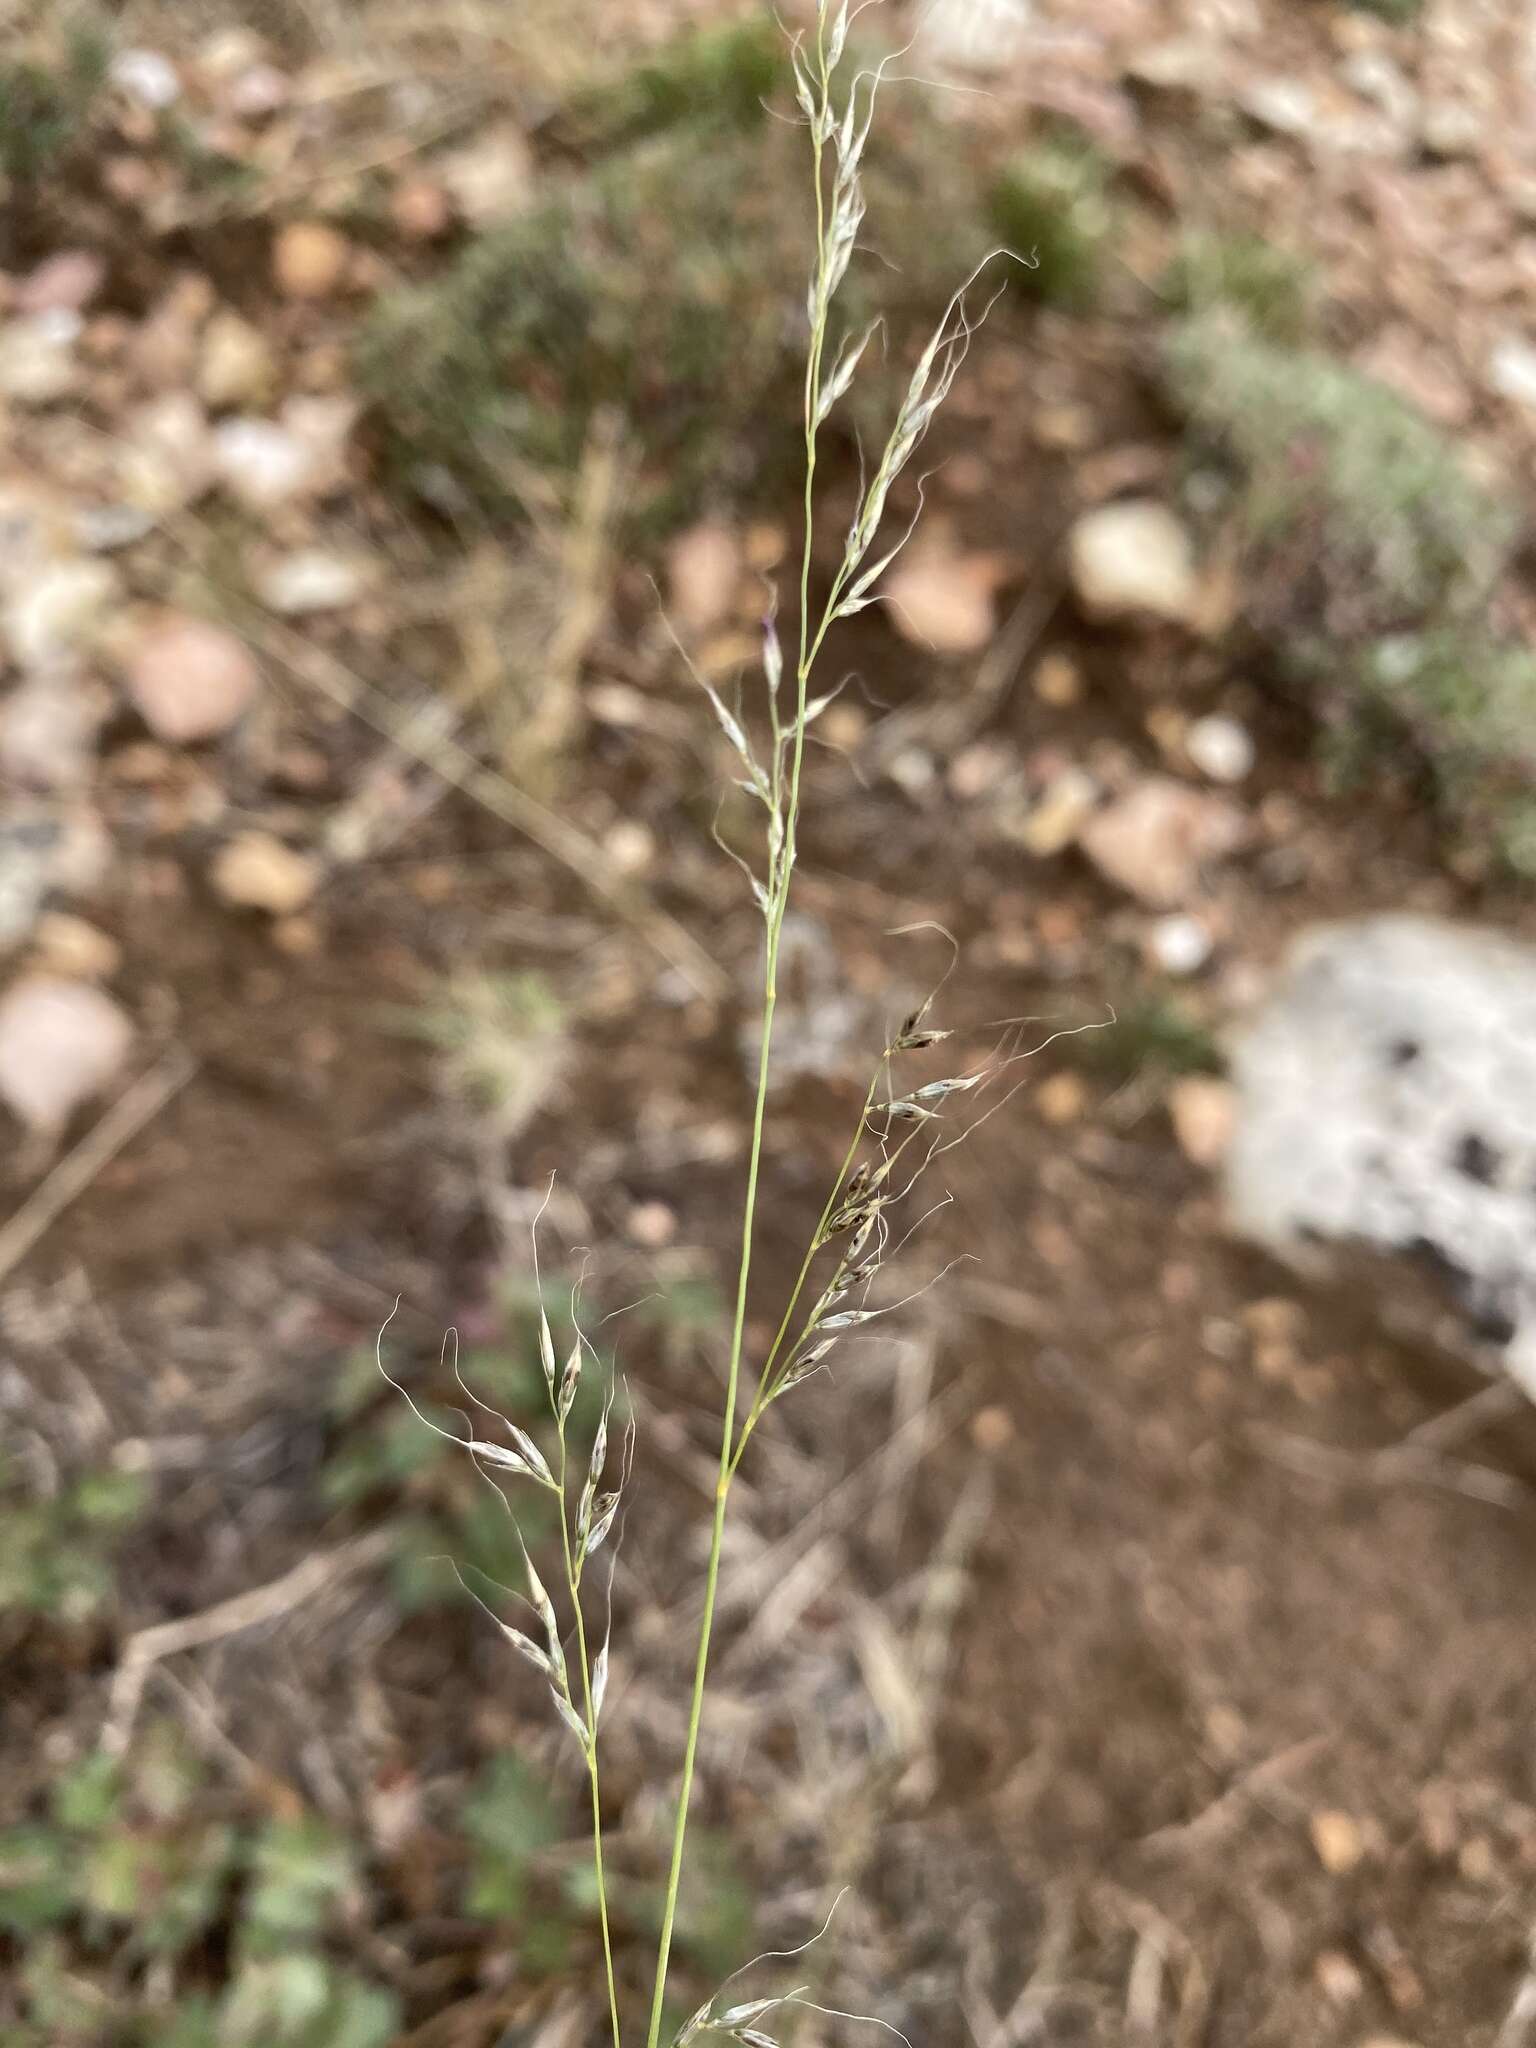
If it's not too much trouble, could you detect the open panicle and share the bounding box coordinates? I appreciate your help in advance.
[383,6,1026,2044]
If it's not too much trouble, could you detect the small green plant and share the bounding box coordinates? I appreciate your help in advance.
[1167,316,1516,623]
[987,138,1114,307]
[1160,229,1315,344]
[1344,0,1423,20]
[1351,629,1536,871]
[0,1461,149,1623]
[378,9,1038,2046]
[0,21,110,185]
[559,17,782,151]
[1068,991,1222,1088]
[356,16,1004,531]
[0,1733,398,2048]
[1166,315,1536,866]
[379,970,569,1142]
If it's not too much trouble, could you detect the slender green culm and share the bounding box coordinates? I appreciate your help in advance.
[647,7,1011,2044]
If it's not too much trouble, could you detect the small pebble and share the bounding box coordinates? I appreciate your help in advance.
[627,1200,677,1248]
[1068,501,1199,625]
[1169,1077,1236,1167]
[111,48,181,108]
[1033,651,1083,706]
[32,913,121,981]
[123,614,261,742]
[1146,912,1214,977]
[211,832,320,915]
[0,977,133,1134]
[1185,713,1255,784]
[1037,1072,1087,1125]
[273,221,351,300]
[390,178,452,241]
[1310,1809,1366,1875]
[970,1405,1015,1453]
[255,549,371,615]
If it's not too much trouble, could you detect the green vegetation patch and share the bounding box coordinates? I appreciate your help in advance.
[1166,315,1536,866]
[1160,229,1315,345]
[987,138,1117,309]
[356,18,1017,530]
[0,21,109,186]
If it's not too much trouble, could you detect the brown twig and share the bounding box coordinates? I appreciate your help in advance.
[1138,1735,1328,1860]
[0,1049,195,1287]
[104,1529,393,1755]
[239,605,727,1001]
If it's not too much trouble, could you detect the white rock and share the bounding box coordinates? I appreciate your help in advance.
[75,504,157,553]
[1079,776,1245,907]
[1488,336,1536,410]
[122,614,262,742]
[0,312,80,405]
[0,673,103,790]
[212,398,354,509]
[1341,51,1418,127]
[225,62,290,118]
[1147,912,1214,976]
[1185,713,1255,784]
[211,417,313,510]
[111,48,181,109]
[0,976,133,1133]
[254,549,371,615]
[1223,916,1536,1394]
[210,832,320,914]
[1124,38,1222,99]
[439,127,534,224]
[119,392,217,514]
[1068,501,1199,625]
[1419,101,1481,160]
[915,0,1032,75]
[3,560,119,670]
[1239,78,1317,140]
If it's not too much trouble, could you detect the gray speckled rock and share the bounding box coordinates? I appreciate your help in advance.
[1225,915,1536,1395]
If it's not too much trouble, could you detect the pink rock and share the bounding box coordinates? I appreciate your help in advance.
[122,614,262,742]
[0,976,133,1133]
[0,672,103,789]
[16,251,106,316]
[666,520,742,636]
[1079,775,1246,907]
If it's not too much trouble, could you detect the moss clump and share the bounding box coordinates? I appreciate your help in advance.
[1161,229,1315,345]
[987,138,1115,307]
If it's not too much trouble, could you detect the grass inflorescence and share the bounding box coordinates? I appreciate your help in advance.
[377,6,1038,2043]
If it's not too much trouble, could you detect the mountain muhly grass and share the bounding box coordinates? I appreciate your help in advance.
[381,7,1047,2040]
